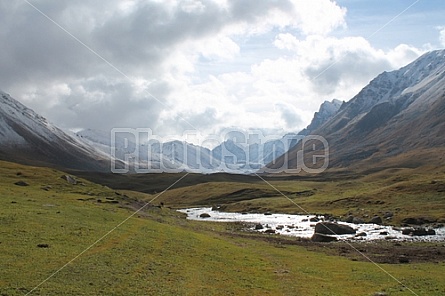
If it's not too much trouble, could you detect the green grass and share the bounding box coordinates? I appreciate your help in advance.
[1,161,445,295]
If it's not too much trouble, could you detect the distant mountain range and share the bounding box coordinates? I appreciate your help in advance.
[2,49,445,174]
[267,49,445,173]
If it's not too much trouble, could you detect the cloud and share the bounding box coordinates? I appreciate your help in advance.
[439,26,445,47]
[0,0,429,142]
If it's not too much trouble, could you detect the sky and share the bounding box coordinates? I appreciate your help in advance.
[1,0,445,143]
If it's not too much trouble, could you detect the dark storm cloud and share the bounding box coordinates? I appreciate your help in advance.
[0,0,297,132]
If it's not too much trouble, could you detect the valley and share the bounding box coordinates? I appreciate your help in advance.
[1,160,445,295]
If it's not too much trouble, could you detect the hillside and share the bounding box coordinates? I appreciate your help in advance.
[267,49,445,173]
[0,91,114,172]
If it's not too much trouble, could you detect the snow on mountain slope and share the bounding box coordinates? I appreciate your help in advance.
[299,99,342,136]
[267,49,445,172]
[0,91,113,171]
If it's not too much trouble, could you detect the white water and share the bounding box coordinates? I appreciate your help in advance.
[178,207,445,242]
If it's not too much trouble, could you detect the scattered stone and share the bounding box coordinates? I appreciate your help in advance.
[398,255,410,264]
[355,232,367,237]
[370,216,383,225]
[314,222,356,235]
[302,219,308,222]
[61,175,77,185]
[352,217,364,224]
[401,228,436,236]
[311,233,338,242]
[345,215,354,223]
[254,224,264,230]
[402,217,437,225]
[274,269,290,274]
[37,244,49,248]
[384,212,393,218]
[276,225,284,230]
[379,231,389,236]
[264,229,276,234]
[14,181,29,186]
[199,213,211,218]
[264,212,272,216]
[310,217,319,222]
[16,172,23,176]
[41,185,52,191]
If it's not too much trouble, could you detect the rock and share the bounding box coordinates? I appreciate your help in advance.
[311,233,338,242]
[254,224,264,230]
[264,212,272,216]
[41,185,52,191]
[309,217,319,222]
[398,255,410,264]
[61,175,77,185]
[379,231,389,236]
[402,228,436,236]
[199,213,211,218]
[302,219,308,222]
[402,217,437,225]
[352,217,364,224]
[370,216,383,225]
[373,292,387,296]
[264,229,276,234]
[355,232,367,237]
[37,244,49,248]
[314,222,356,235]
[276,225,284,230]
[384,212,393,218]
[345,215,354,223]
[14,181,29,186]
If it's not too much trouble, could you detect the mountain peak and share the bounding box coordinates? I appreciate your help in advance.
[299,98,342,136]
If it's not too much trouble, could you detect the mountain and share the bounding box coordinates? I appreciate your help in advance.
[0,91,113,171]
[266,49,445,173]
[78,128,304,174]
[299,99,342,136]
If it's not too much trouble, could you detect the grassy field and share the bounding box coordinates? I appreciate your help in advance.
[1,160,445,295]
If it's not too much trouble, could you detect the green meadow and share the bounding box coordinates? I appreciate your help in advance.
[1,160,445,295]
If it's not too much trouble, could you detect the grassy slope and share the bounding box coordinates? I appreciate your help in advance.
[1,161,445,295]
[154,167,445,225]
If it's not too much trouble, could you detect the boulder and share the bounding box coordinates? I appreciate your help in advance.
[345,215,354,223]
[369,216,383,225]
[384,212,393,218]
[254,224,264,230]
[401,227,436,236]
[264,229,276,234]
[402,217,437,225]
[61,175,77,185]
[355,232,367,237]
[199,213,211,218]
[398,255,410,264]
[311,233,338,242]
[352,217,364,224]
[314,222,356,235]
[310,217,320,222]
[14,181,29,186]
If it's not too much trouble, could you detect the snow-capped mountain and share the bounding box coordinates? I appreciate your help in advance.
[299,99,342,136]
[0,91,114,171]
[77,128,304,173]
[267,49,445,172]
